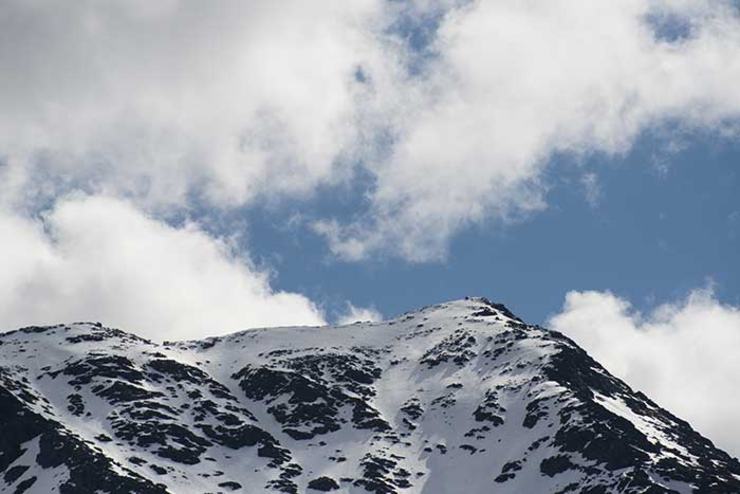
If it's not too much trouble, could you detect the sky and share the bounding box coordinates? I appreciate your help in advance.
[0,0,739,455]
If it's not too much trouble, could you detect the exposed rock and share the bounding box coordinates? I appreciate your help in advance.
[1,300,738,494]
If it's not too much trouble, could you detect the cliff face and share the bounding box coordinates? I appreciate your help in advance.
[1,298,738,493]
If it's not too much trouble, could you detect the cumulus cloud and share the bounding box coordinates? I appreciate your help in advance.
[3,1,740,263]
[549,288,740,457]
[1,0,740,339]
[0,0,395,210]
[0,195,325,340]
[319,0,740,261]
[336,303,383,325]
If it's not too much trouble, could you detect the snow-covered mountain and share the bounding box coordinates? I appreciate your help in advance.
[1,297,738,494]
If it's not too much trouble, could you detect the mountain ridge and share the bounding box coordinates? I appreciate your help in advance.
[1,297,738,493]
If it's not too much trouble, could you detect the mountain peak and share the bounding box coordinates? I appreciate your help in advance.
[388,297,522,326]
[1,301,739,493]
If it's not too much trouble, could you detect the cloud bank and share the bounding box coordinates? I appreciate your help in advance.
[0,0,389,336]
[1,1,740,338]
[549,288,740,457]
[0,196,325,340]
[0,0,392,210]
[320,0,740,260]
[2,1,740,261]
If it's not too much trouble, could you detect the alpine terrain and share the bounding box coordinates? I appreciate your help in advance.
[1,297,738,494]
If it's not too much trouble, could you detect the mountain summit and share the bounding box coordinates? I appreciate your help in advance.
[1,298,738,493]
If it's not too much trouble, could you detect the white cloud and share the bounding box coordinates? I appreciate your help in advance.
[0,195,325,340]
[3,1,740,263]
[0,1,739,339]
[319,0,740,261]
[336,303,383,325]
[580,173,601,207]
[549,288,740,457]
[0,0,394,210]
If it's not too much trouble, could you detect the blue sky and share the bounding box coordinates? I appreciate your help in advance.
[0,0,738,335]
[242,129,740,324]
[1,0,739,331]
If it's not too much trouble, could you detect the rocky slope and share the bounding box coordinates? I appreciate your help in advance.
[1,298,739,493]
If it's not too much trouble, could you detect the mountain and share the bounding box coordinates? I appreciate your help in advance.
[1,297,739,494]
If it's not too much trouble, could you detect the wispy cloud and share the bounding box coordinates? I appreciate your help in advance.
[336,303,383,325]
[580,172,601,208]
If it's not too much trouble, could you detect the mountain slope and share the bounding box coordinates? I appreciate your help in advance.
[1,298,738,493]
